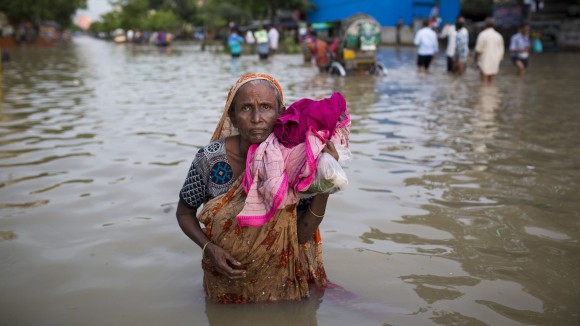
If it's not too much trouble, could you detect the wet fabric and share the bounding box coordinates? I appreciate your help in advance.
[455,28,469,62]
[475,27,505,75]
[308,38,329,68]
[236,92,350,227]
[237,130,325,226]
[510,32,530,59]
[199,177,327,303]
[414,27,438,56]
[179,139,234,210]
[227,33,244,55]
[189,73,328,303]
[274,92,349,147]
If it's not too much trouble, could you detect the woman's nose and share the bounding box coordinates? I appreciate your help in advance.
[250,108,261,122]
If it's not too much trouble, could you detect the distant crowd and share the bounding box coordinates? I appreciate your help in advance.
[224,12,536,83]
[226,23,280,60]
[413,11,535,84]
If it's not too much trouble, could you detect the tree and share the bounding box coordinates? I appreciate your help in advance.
[86,0,314,37]
[168,0,199,24]
[0,0,87,29]
[146,10,180,31]
[99,11,123,34]
[117,0,149,31]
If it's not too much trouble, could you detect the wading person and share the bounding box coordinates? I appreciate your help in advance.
[454,17,469,75]
[307,31,330,73]
[254,27,269,60]
[227,28,244,58]
[396,17,404,47]
[268,24,280,55]
[440,22,456,72]
[414,19,439,74]
[440,16,468,73]
[176,73,350,303]
[474,18,505,84]
[509,23,531,76]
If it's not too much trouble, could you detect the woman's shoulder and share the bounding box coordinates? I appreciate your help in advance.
[196,138,235,193]
[196,139,227,158]
[192,139,227,166]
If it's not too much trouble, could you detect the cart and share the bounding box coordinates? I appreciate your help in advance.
[327,14,388,77]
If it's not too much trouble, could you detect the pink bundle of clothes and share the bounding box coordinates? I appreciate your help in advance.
[237,92,350,227]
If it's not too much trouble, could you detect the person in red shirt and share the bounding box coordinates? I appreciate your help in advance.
[307,31,330,72]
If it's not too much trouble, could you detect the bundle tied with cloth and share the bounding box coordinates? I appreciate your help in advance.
[237,92,351,227]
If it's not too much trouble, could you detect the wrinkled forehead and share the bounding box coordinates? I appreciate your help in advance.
[228,74,283,98]
[230,79,282,109]
[237,80,276,97]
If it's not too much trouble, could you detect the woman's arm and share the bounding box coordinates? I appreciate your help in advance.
[176,199,246,279]
[297,141,340,244]
[297,193,330,244]
[176,199,206,248]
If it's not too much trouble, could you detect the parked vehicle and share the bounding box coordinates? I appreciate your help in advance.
[327,13,388,76]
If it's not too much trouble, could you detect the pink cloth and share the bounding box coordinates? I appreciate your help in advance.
[274,92,349,147]
[236,93,350,227]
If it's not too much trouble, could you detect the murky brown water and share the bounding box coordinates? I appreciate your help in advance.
[1,36,579,325]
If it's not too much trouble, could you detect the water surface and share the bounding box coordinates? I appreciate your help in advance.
[1,36,579,325]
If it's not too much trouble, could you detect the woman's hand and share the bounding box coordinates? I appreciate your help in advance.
[322,140,339,161]
[204,243,247,279]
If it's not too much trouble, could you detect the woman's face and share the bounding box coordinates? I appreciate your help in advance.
[231,82,280,145]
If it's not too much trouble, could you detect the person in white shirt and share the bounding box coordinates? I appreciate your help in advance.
[474,17,505,84]
[245,30,255,44]
[440,16,468,73]
[268,25,280,54]
[509,23,531,76]
[440,23,456,72]
[414,20,439,73]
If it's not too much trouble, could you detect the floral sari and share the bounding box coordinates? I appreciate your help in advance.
[198,73,327,303]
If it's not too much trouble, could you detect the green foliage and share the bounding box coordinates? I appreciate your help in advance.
[146,10,180,31]
[85,0,314,38]
[200,0,250,28]
[88,11,122,34]
[87,1,184,33]
[165,0,199,23]
[283,36,300,54]
[0,0,313,34]
[118,0,148,30]
[0,0,87,28]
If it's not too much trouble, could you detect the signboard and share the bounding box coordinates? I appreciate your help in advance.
[493,4,522,26]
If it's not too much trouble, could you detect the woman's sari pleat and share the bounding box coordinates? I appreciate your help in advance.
[198,177,327,303]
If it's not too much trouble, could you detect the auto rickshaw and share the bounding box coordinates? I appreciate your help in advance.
[328,13,388,77]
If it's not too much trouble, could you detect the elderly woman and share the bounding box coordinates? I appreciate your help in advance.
[176,73,348,303]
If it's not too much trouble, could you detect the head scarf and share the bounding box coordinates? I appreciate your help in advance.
[211,73,285,142]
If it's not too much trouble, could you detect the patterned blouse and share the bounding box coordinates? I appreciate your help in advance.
[179,139,311,211]
[180,139,235,210]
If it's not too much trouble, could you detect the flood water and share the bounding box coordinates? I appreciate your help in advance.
[1,36,579,325]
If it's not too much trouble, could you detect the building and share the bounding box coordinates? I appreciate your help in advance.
[491,0,580,50]
[307,0,461,27]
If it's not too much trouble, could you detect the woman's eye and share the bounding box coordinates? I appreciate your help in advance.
[241,105,251,111]
[261,104,271,110]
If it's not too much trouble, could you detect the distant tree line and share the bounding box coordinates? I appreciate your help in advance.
[0,0,87,30]
[89,0,313,36]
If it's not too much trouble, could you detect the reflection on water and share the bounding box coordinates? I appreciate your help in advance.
[472,84,500,154]
[1,37,579,325]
